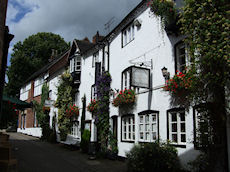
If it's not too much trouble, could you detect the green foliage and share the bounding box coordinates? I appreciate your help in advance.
[6,32,69,96]
[80,129,91,153]
[81,95,86,138]
[55,69,75,141]
[33,83,54,141]
[176,0,229,170]
[112,89,136,107]
[188,153,209,172]
[0,101,19,129]
[126,142,182,172]
[95,71,112,152]
[108,131,118,154]
[149,0,177,26]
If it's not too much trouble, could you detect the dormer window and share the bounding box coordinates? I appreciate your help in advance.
[92,51,99,68]
[122,23,135,47]
[70,55,81,73]
[70,55,82,86]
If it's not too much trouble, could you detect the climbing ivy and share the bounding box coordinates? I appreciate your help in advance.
[33,83,52,140]
[95,71,112,153]
[178,0,229,171]
[55,69,75,141]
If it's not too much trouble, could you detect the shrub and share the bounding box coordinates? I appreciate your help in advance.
[80,129,91,153]
[126,142,182,172]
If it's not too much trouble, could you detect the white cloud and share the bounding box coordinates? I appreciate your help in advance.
[6,3,19,25]
[7,0,141,44]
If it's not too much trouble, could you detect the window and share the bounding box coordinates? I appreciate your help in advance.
[194,106,213,149]
[121,66,150,90]
[92,52,99,68]
[139,112,158,142]
[121,115,135,142]
[70,56,81,73]
[91,85,97,100]
[122,69,130,89]
[34,77,44,97]
[175,42,188,73]
[122,23,135,47]
[71,122,80,138]
[167,109,186,146]
[20,83,31,101]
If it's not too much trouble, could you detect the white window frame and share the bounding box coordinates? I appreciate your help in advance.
[122,23,135,47]
[121,115,135,142]
[175,42,189,73]
[139,112,158,142]
[71,122,80,138]
[122,70,130,90]
[92,52,99,68]
[70,56,81,73]
[168,110,186,145]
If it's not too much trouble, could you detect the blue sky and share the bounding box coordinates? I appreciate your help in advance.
[6,0,141,68]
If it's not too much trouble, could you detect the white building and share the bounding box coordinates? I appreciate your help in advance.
[69,0,200,166]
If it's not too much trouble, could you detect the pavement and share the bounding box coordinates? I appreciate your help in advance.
[6,132,127,172]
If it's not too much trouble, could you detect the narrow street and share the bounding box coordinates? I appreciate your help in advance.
[8,132,127,172]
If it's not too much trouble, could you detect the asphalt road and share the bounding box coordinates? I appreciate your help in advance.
[7,132,127,172]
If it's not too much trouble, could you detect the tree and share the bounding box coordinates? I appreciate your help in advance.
[5,32,69,97]
[179,0,229,171]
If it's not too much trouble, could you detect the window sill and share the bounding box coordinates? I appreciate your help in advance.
[121,140,135,143]
[122,38,134,48]
[170,143,186,148]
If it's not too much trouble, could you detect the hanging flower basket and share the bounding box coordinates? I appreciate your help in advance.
[66,104,79,118]
[148,0,177,27]
[87,99,99,114]
[112,89,136,108]
[164,70,193,107]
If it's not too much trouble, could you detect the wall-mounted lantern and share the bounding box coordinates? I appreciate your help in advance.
[161,67,170,82]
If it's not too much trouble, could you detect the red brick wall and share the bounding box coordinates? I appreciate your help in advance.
[18,81,41,128]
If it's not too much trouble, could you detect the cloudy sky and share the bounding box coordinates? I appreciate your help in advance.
[6,0,142,65]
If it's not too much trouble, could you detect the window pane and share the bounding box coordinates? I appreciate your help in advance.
[133,133,135,140]
[140,116,143,123]
[152,132,156,140]
[152,115,156,122]
[172,123,177,132]
[129,133,131,139]
[181,134,186,142]
[124,125,126,132]
[180,112,185,121]
[139,124,143,132]
[181,123,186,132]
[145,124,149,131]
[146,132,150,140]
[129,125,131,132]
[145,115,149,123]
[172,134,177,142]
[152,123,156,132]
[140,132,143,139]
[171,113,177,122]
[124,133,126,139]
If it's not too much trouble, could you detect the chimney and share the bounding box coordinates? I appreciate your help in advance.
[82,37,90,43]
[92,31,99,44]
